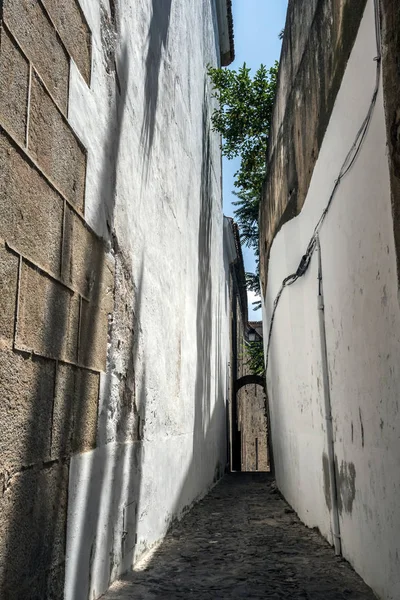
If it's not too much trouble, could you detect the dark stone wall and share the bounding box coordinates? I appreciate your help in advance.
[259,0,368,294]
[381,0,400,285]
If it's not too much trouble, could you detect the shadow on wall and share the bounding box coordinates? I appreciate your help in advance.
[140,0,172,184]
[0,37,147,600]
[195,83,214,441]
[102,79,229,598]
[180,79,227,502]
[67,259,147,600]
[102,405,226,600]
[65,43,149,600]
[1,7,227,600]
[93,72,228,599]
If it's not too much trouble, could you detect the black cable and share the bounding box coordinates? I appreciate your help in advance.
[265,0,381,374]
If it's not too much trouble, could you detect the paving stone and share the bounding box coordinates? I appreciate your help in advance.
[102,473,376,600]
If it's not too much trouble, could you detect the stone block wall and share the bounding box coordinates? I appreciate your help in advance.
[0,1,113,597]
[235,329,268,473]
[238,381,269,472]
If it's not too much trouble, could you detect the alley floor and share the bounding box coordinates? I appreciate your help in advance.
[102,474,375,599]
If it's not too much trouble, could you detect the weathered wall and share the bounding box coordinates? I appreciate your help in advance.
[229,265,245,471]
[0,2,109,597]
[262,2,400,598]
[225,219,268,473]
[381,0,400,287]
[238,378,268,472]
[259,0,367,294]
[0,1,231,598]
[236,326,268,473]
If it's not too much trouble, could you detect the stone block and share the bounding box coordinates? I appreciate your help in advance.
[72,367,100,452]
[52,363,99,457]
[62,206,105,298]
[0,462,68,599]
[0,349,55,472]
[79,298,109,372]
[0,130,64,277]
[3,0,70,113]
[0,244,19,346]
[0,26,29,145]
[51,362,75,459]
[16,262,80,363]
[29,73,86,211]
[42,0,91,84]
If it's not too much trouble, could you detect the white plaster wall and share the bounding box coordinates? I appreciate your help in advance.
[263,2,400,598]
[64,2,230,599]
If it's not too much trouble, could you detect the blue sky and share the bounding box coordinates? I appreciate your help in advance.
[223,0,288,319]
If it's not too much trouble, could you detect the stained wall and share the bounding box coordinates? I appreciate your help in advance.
[261,2,400,597]
[0,1,231,598]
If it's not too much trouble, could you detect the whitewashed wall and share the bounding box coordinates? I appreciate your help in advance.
[64,2,230,599]
[263,2,400,598]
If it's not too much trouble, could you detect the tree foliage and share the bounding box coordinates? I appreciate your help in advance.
[207,62,278,304]
[244,340,265,376]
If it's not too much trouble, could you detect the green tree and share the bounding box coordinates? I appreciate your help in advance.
[245,339,265,376]
[207,61,278,307]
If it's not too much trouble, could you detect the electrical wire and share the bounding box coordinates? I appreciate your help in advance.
[265,0,382,374]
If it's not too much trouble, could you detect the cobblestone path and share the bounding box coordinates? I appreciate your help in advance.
[102,473,375,599]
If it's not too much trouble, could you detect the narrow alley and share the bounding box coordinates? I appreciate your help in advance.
[1,0,400,598]
[102,474,375,600]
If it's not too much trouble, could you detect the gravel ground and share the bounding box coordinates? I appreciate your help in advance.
[101,473,375,599]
